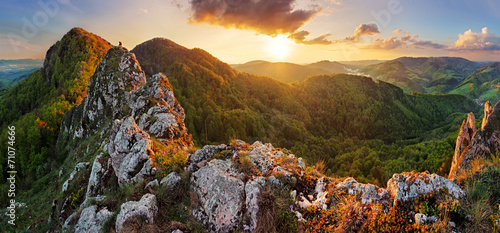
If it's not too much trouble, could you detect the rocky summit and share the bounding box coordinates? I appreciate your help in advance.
[449,100,500,178]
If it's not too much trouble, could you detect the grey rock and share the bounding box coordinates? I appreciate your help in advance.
[191,159,245,232]
[427,216,438,223]
[415,213,427,225]
[188,144,227,165]
[172,230,183,233]
[337,177,390,205]
[145,179,159,190]
[450,101,500,178]
[62,162,90,192]
[387,171,465,204]
[298,158,305,169]
[160,172,181,189]
[74,205,113,233]
[86,152,114,198]
[108,117,155,186]
[116,193,158,233]
[244,177,266,232]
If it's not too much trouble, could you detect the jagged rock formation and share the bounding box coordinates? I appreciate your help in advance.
[449,100,500,178]
[53,46,193,232]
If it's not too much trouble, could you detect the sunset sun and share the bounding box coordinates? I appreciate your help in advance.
[268,34,291,60]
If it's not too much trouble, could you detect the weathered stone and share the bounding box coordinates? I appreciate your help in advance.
[160,172,181,189]
[145,179,159,190]
[191,159,244,232]
[243,177,266,232]
[62,162,90,192]
[337,177,390,205]
[449,112,475,178]
[74,205,113,233]
[450,101,500,178]
[188,144,228,165]
[387,171,464,204]
[249,150,275,175]
[415,213,427,225]
[482,101,493,130]
[86,152,114,198]
[298,158,305,169]
[313,177,329,209]
[108,117,155,186]
[116,193,158,233]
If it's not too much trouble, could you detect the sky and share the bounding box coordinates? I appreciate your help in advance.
[1,0,500,64]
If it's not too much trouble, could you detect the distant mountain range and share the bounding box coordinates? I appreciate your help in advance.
[0,59,43,96]
[232,57,500,103]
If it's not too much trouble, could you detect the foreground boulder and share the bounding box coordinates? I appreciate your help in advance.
[387,171,465,204]
[191,159,245,232]
[74,205,113,233]
[115,193,158,233]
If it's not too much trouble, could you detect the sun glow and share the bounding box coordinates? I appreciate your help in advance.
[268,34,291,60]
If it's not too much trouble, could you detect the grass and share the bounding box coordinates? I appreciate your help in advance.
[255,184,298,233]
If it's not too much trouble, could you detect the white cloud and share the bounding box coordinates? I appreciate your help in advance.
[452,27,500,51]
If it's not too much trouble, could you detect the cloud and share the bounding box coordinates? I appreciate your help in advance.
[413,40,446,49]
[189,0,321,36]
[364,36,403,50]
[345,23,380,41]
[363,30,445,50]
[289,30,333,45]
[451,27,500,51]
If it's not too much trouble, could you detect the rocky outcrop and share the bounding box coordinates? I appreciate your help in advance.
[243,177,266,232]
[482,101,493,130]
[74,205,113,233]
[62,162,90,192]
[337,177,390,205]
[191,159,245,232]
[449,100,500,178]
[387,171,464,204]
[116,193,158,233]
[160,171,181,189]
[54,46,192,230]
[450,112,475,177]
[107,117,155,186]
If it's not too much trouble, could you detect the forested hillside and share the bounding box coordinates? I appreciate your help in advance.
[0,28,111,190]
[132,38,480,185]
[451,62,500,104]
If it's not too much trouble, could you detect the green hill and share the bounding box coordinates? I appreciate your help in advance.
[0,27,112,186]
[451,62,500,103]
[362,57,479,94]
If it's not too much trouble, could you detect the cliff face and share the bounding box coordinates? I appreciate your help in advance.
[449,100,500,178]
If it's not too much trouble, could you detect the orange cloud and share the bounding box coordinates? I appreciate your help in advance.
[189,0,321,36]
[289,31,333,45]
[345,23,380,42]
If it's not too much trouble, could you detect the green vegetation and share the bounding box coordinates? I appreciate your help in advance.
[0,27,111,204]
[132,38,480,186]
[451,62,500,104]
